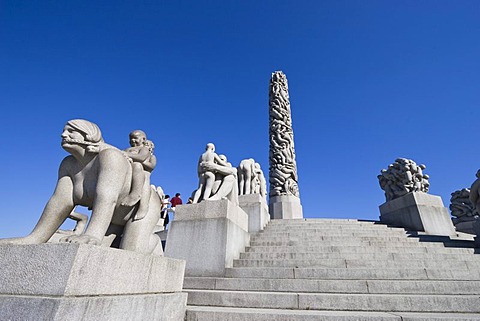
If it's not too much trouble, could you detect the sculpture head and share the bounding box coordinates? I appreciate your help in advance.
[129,130,147,147]
[61,119,103,152]
[206,143,215,152]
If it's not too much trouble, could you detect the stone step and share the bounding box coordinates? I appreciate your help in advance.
[186,289,480,313]
[225,267,480,280]
[249,239,450,247]
[267,219,377,225]
[261,225,408,232]
[250,234,438,243]
[186,306,480,321]
[239,252,480,261]
[184,277,480,294]
[252,232,411,239]
[245,245,475,254]
[233,258,479,269]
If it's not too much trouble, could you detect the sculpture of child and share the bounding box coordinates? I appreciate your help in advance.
[121,130,156,220]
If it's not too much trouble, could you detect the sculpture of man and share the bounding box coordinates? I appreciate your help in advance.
[0,119,163,255]
[254,162,267,198]
[203,154,239,205]
[192,143,229,203]
[237,158,256,195]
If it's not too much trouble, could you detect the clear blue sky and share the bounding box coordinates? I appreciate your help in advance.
[1,1,479,238]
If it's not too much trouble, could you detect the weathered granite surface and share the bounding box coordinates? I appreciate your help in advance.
[0,243,187,320]
[239,194,270,233]
[165,199,249,276]
[379,192,456,236]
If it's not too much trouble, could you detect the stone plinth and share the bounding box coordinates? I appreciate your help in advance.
[165,200,249,277]
[239,194,270,233]
[0,243,187,321]
[269,195,303,219]
[379,192,456,236]
[453,216,477,235]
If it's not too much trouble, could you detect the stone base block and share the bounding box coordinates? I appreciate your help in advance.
[0,292,187,321]
[165,200,250,277]
[379,192,456,236]
[239,194,270,233]
[452,216,477,235]
[269,195,303,219]
[0,243,187,320]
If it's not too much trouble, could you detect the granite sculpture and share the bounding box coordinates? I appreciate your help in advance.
[269,71,300,198]
[450,188,477,234]
[378,158,430,202]
[192,143,238,205]
[268,71,303,218]
[0,119,163,255]
[469,170,480,216]
[237,158,267,198]
[378,158,455,236]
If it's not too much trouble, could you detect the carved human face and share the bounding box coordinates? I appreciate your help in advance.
[61,124,87,148]
[129,132,146,147]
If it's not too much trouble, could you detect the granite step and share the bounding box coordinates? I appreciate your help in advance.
[225,267,480,280]
[184,277,480,294]
[249,239,449,247]
[233,258,479,269]
[245,245,475,254]
[186,306,480,321]
[186,289,480,313]
[239,251,480,261]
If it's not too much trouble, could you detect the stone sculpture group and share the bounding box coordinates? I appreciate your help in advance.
[378,158,430,202]
[268,71,300,198]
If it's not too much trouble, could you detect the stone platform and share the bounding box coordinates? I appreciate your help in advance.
[0,243,187,321]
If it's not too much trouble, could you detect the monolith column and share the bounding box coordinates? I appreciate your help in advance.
[268,71,303,219]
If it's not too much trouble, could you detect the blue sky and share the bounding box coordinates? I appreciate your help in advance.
[1,1,479,238]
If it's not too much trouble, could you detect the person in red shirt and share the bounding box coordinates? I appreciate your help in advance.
[170,193,182,208]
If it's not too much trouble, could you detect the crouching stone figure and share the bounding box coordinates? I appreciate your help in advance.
[0,119,163,255]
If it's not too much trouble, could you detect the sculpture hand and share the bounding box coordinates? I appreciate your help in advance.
[59,234,102,245]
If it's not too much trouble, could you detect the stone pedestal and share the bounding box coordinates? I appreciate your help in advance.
[239,194,270,233]
[452,216,477,235]
[0,243,187,321]
[269,195,303,219]
[165,199,250,277]
[379,192,456,236]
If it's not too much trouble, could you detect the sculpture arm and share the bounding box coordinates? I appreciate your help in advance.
[202,162,236,176]
[24,157,76,243]
[143,154,157,172]
[124,146,150,163]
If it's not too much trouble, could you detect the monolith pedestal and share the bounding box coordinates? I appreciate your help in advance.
[379,192,456,236]
[0,243,187,321]
[165,199,249,277]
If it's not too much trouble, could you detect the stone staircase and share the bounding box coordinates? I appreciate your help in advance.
[183,218,480,320]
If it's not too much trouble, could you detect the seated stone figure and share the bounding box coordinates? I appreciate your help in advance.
[194,150,239,205]
[0,119,163,255]
[192,143,229,203]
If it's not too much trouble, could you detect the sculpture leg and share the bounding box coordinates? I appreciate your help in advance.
[121,193,161,254]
